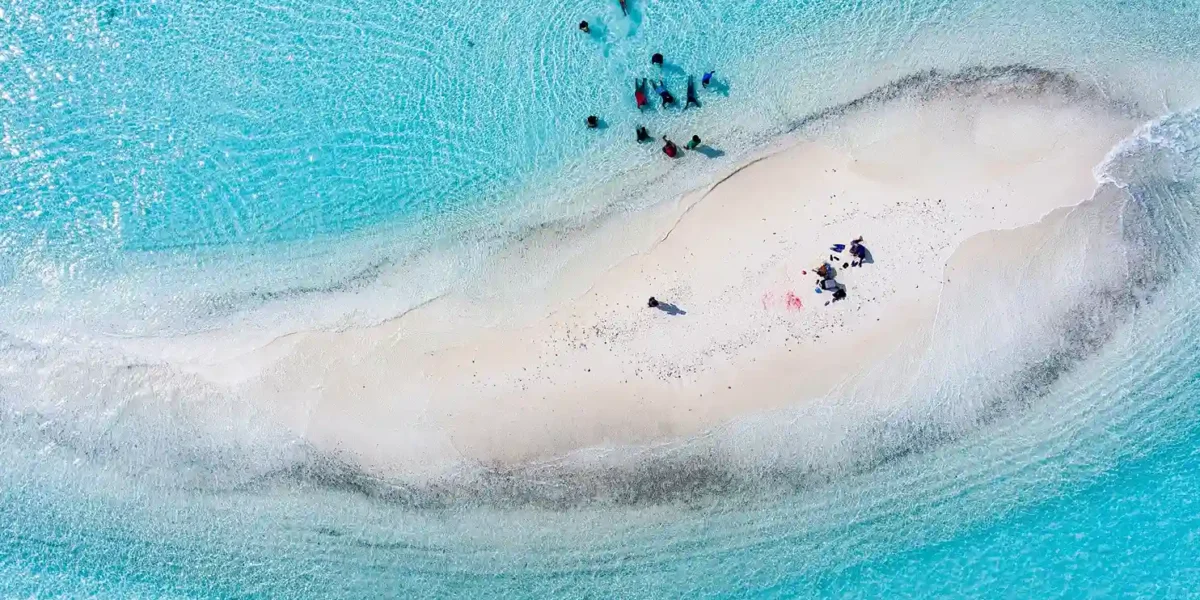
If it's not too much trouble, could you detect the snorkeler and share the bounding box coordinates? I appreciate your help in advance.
[634,78,648,109]
[654,80,675,107]
[702,70,715,88]
[662,136,679,158]
[636,125,652,142]
[685,76,700,109]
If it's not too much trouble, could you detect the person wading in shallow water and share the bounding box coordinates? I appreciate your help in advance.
[661,136,679,158]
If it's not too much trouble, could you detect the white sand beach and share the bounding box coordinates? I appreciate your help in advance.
[204,77,1141,478]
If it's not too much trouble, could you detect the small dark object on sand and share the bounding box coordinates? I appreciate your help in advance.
[648,297,660,308]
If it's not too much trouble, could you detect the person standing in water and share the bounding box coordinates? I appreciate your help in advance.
[651,53,664,66]
[579,20,590,33]
[685,76,700,109]
[636,126,652,142]
[586,115,599,128]
[686,134,702,150]
[634,78,648,109]
[654,80,675,107]
[702,70,716,88]
[662,136,679,158]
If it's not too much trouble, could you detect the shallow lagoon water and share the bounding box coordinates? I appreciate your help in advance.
[5,0,1200,597]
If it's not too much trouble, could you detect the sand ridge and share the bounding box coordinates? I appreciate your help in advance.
[217,74,1140,477]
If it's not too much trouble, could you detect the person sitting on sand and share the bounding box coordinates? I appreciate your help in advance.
[634,78,648,109]
[636,125,652,142]
[651,52,664,66]
[654,81,675,107]
[686,134,702,150]
[702,70,715,88]
[586,115,599,128]
[661,136,679,158]
[579,20,590,33]
[849,236,867,262]
[685,76,701,109]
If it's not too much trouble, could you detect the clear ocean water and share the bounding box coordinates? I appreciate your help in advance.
[5,0,1200,597]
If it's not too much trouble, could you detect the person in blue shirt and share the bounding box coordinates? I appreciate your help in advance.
[702,70,716,88]
[654,80,675,107]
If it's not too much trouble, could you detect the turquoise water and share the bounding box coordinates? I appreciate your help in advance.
[6,0,1200,597]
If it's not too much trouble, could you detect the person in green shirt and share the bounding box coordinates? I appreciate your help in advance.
[685,135,702,150]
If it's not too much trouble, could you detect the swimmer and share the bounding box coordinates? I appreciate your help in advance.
[685,76,700,108]
[586,115,599,128]
[651,53,664,66]
[634,78,648,109]
[662,136,679,158]
[654,80,675,107]
[636,125,652,142]
[579,20,590,33]
[702,70,715,88]
[686,134,702,150]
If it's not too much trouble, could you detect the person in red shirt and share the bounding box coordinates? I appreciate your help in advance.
[662,136,679,158]
[634,78,648,109]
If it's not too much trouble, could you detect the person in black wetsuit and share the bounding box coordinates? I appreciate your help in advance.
[579,20,590,33]
[636,126,652,142]
[685,76,700,109]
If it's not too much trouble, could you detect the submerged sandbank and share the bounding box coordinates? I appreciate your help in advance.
[210,70,1141,481]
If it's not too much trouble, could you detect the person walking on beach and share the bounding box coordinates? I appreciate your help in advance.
[661,136,679,158]
[651,52,664,66]
[634,78,648,109]
[686,134,702,150]
[702,70,716,88]
[636,125,652,142]
[685,76,701,109]
[654,80,675,107]
[579,20,590,33]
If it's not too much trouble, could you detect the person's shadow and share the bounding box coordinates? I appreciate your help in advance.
[656,302,687,316]
[695,146,725,159]
[706,79,731,97]
[860,246,875,265]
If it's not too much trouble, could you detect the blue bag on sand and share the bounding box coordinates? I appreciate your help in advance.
[830,243,846,252]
